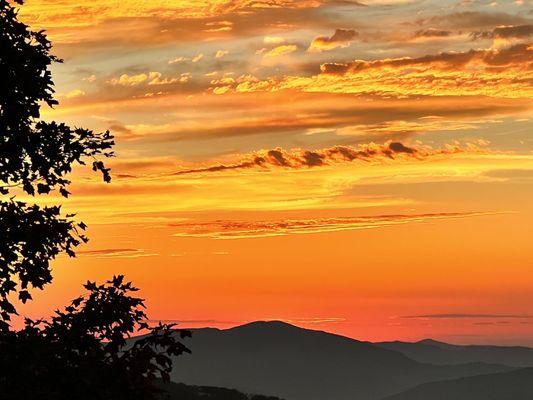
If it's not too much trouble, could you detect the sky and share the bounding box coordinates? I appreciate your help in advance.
[15,0,533,345]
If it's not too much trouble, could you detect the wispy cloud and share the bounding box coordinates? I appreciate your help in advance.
[147,319,237,325]
[20,0,326,29]
[171,212,500,239]
[400,314,533,319]
[261,317,347,325]
[78,248,158,259]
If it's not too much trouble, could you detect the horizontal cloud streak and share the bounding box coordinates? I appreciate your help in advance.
[173,141,479,176]
[78,248,158,259]
[322,43,532,74]
[171,212,499,239]
[20,0,324,27]
[401,314,533,319]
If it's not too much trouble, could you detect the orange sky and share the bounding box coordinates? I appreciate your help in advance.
[13,0,533,345]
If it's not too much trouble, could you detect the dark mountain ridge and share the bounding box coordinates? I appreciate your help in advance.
[383,367,533,400]
[169,321,512,400]
[377,338,533,367]
[157,381,283,400]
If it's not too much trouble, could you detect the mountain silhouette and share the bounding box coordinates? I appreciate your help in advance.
[382,367,533,400]
[169,321,512,400]
[157,381,283,400]
[377,339,533,367]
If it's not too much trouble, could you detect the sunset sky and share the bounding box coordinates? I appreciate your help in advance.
[17,0,533,345]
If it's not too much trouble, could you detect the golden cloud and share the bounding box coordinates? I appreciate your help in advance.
[263,44,298,58]
[173,141,480,176]
[214,44,532,98]
[215,50,229,58]
[20,0,323,28]
[17,0,335,53]
[56,149,533,223]
[108,72,180,86]
[171,212,499,239]
[308,29,359,52]
[77,248,158,259]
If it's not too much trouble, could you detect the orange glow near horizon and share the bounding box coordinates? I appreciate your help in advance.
[11,0,533,346]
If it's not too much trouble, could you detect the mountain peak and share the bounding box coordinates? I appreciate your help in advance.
[417,339,449,346]
[230,320,302,332]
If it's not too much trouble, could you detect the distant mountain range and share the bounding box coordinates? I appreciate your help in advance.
[168,321,517,400]
[383,367,533,400]
[376,338,533,367]
[157,381,283,400]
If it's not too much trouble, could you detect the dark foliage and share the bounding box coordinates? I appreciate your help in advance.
[0,277,191,400]
[0,2,191,399]
[0,0,113,327]
[157,382,284,400]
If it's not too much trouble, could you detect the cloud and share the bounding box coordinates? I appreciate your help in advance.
[147,73,180,85]
[401,314,533,319]
[108,157,180,175]
[335,118,491,137]
[204,20,234,32]
[308,29,359,52]
[171,212,498,239]
[192,53,204,63]
[107,122,137,139]
[215,50,229,58]
[483,169,533,181]
[108,73,150,86]
[471,24,533,41]
[20,0,325,29]
[319,43,532,74]
[215,44,532,98]
[65,89,86,98]
[82,74,97,82]
[493,24,533,39]
[57,84,526,145]
[413,28,452,38]
[263,44,298,57]
[173,141,460,175]
[78,248,158,259]
[147,319,236,325]
[168,56,188,64]
[415,11,530,30]
[19,1,338,54]
[167,53,205,64]
[107,71,181,87]
[261,317,347,325]
[264,36,286,44]
[102,95,519,142]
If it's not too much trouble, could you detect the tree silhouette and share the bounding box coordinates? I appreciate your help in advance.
[0,0,113,328]
[0,276,191,399]
[0,1,190,398]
